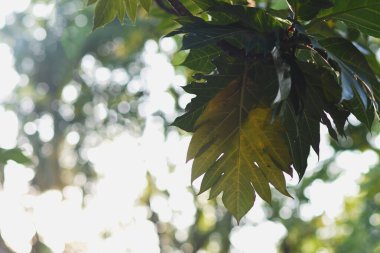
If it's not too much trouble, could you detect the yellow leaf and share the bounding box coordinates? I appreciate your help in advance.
[187,66,292,221]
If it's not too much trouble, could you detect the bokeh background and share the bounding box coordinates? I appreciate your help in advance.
[0,0,379,252]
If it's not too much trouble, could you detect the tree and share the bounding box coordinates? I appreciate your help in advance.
[1,0,380,251]
[88,0,380,221]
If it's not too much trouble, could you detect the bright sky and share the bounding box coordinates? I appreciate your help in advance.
[0,1,378,253]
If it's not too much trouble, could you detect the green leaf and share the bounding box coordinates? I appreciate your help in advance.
[93,0,118,30]
[282,101,310,179]
[187,63,292,221]
[140,0,152,12]
[180,25,246,50]
[319,38,378,114]
[315,0,380,38]
[0,148,32,165]
[125,0,138,23]
[190,0,216,10]
[181,46,221,73]
[172,56,245,132]
[325,105,349,136]
[344,88,374,130]
[287,0,333,21]
[92,0,139,30]
[212,4,288,32]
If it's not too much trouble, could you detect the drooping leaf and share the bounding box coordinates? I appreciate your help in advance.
[93,0,119,29]
[281,101,310,179]
[125,0,138,23]
[319,37,378,116]
[325,105,349,136]
[315,0,380,38]
[187,63,292,221]
[287,0,333,21]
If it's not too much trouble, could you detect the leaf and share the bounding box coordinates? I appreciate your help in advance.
[211,4,288,32]
[0,148,32,165]
[181,46,221,73]
[180,25,246,50]
[140,0,152,12]
[187,63,292,221]
[93,0,118,30]
[87,0,98,6]
[125,0,138,23]
[344,88,374,130]
[190,0,216,10]
[172,56,245,132]
[281,101,310,179]
[325,105,349,136]
[315,0,380,38]
[92,0,139,30]
[287,0,333,21]
[319,38,378,114]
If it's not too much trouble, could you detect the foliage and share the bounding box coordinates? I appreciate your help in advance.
[89,0,380,221]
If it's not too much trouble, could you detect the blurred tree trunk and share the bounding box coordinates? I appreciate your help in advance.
[0,236,14,253]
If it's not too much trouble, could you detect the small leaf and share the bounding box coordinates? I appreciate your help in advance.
[93,0,118,30]
[140,0,152,12]
[282,101,310,179]
[0,148,32,165]
[125,0,138,23]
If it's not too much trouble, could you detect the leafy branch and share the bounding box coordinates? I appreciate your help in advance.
[89,0,380,221]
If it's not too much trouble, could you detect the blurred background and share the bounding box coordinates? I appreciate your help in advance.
[0,0,379,252]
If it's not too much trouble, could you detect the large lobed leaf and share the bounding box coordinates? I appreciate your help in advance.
[187,63,292,222]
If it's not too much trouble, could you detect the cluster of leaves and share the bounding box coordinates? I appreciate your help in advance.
[89,0,152,28]
[89,0,380,221]
[169,0,380,221]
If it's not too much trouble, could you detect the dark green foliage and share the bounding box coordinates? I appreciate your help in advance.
[89,0,380,220]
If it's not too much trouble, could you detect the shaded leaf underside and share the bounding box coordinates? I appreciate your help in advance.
[187,64,291,221]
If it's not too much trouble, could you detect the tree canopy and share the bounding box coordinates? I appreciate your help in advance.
[1,0,380,251]
[86,0,380,221]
